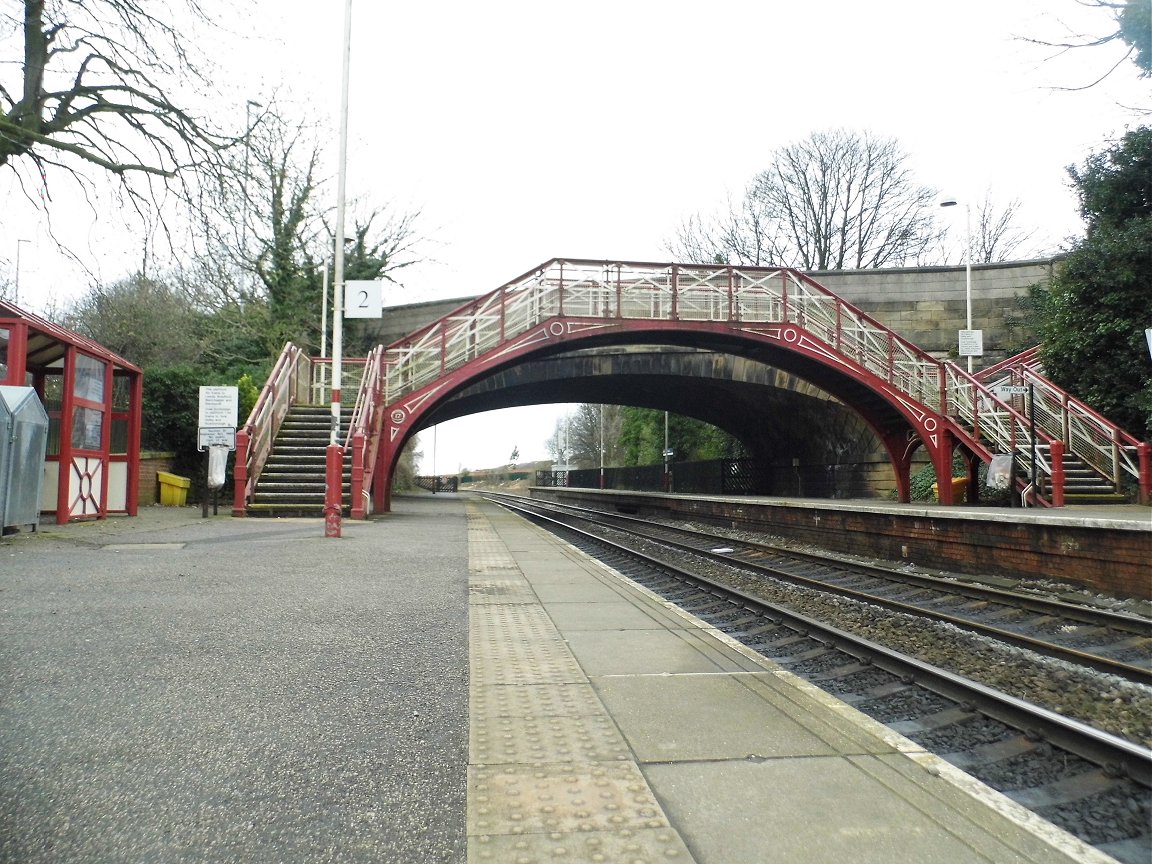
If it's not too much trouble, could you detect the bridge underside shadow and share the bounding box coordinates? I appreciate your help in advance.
[416,346,894,497]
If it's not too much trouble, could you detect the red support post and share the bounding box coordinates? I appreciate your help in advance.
[934,430,956,505]
[324,443,343,537]
[1050,440,1065,508]
[232,429,250,516]
[350,432,366,519]
[1137,442,1151,506]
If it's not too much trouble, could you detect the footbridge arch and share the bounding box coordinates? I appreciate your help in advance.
[348,259,1053,516]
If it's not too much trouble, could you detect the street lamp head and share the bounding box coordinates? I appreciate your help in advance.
[939,197,959,208]
[246,99,262,108]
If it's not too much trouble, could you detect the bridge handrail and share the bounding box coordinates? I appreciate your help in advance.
[374,258,1074,504]
[379,259,949,409]
[232,342,311,514]
[305,357,369,410]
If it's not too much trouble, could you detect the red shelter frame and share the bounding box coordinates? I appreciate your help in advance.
[0,301,143,524]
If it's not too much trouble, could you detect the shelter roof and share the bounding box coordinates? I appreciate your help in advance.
[0,300,142,374]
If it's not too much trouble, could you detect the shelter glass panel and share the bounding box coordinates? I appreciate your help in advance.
[71,406,104,451]
[74,353,106,403]
[110,374,131,454]
[42,373,63,456]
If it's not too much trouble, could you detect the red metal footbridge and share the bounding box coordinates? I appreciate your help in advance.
[232,259,1151,517]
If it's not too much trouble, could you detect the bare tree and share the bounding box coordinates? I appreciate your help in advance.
[1,0,234,219]
[1023,0,1151,88]
[669,129,942,270]
[971,196,1037,263]
[547,404,625,469]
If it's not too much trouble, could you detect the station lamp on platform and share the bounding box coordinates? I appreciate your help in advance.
[939,196,978,373]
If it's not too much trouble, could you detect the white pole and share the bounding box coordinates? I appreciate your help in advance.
[325,0,353,537]
[599,404,605,489]
[14,239,29,305]
[964,201,973,374]
[242,100,261,257]
[320,266,329,399]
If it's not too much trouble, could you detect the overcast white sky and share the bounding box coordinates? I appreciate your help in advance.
[3,0,1148,473]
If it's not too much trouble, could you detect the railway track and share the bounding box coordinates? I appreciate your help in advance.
[478,492,1152,864]
[482,492,1151,686]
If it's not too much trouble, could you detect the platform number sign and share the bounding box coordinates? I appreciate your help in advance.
[344,280,383,318]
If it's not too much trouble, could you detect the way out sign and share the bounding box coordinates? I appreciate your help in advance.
[345,280,383,318]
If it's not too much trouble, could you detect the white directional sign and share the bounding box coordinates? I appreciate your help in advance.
[345,280,383,318]
[995,385,1029,397]
[1146,327,1151,360]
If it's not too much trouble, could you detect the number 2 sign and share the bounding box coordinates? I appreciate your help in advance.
[344,280,383,318]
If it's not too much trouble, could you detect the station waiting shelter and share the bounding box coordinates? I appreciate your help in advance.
[0,300,142,524]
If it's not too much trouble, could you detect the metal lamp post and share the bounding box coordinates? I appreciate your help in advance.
[325,0,353,538]
[242,100,262,255]
[14,239,30,305]
[939,197,975,373]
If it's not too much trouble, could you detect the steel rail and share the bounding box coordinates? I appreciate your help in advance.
[491,493,1149,630]
[487,494,1152,787]
[482,493,1150,684]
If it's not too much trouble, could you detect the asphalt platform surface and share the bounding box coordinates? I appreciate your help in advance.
[0,497,469,863]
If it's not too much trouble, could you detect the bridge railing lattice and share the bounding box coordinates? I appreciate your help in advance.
[372,259,1070,505]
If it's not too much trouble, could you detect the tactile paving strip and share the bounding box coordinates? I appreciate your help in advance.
[469,762,670,835]
[472,714,633,764]
[470,827,691,863]
[469,579,539,605]
[466,502,697,862]
[470,682,605,719]
[470,606,586,686]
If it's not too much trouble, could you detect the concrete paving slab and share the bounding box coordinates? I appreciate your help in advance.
[529,579,630,603]
[541,599,672,631]
[593,672,840,762]
[643,753,1086,864]
[562,628,740,676]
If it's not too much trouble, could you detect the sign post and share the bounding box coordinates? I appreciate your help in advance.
[198,386,238,517]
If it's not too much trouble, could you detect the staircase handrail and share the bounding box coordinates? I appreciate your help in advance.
[345,345,385,518]
[974,345,1042,382]
[977,347,1150,502]
[980,363,1146,491]
[940,361,1065,506]
[232,342,311,515]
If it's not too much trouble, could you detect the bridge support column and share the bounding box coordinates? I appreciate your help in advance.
[960,449,980,504]
[885,432,917,503]
[932,429,957,505]
[350,432,367,520]
[373,437,393,514]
